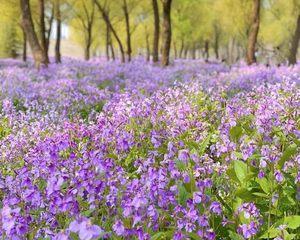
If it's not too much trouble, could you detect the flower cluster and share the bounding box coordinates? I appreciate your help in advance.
[0,59,299,239]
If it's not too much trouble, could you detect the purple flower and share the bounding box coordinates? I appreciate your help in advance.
[238,221,259,239]
[210,201,222,215]
[113,220,125,236]
[274,170,284,182]
[193,191,203,204]
[69,218,103,240]
[178,149,189,163]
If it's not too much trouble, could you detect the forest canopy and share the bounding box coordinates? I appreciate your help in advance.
[0,0,299,66]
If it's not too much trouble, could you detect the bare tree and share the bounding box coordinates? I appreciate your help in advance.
[38,0,50,63]
[152,0,160,62]
[20,0,47,69]
[94,0,125,63]
[288,14,300,65]
[246,0,260,65]
[73,0,95,60]
[123,0,132,61]
[22,27,27,62]
[55,0,61,63]
[161,0,172,66]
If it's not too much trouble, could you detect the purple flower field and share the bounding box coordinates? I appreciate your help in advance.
[0,59,299,239]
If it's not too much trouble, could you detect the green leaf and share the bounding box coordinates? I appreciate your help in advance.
[151,231,174,240]
[178,184,189,205]
[187,232,201,239]
[256,178,270,194]
[235,188,254,201]
[228,231,244,240]
[230,125,243,142]
[198,133,212,155]
[260,227,280,239]
[284,215,300,229]
[278,144,297,169]
[233,160,248,183]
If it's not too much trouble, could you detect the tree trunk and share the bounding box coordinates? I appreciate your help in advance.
[161,0,172,66]
[38,0,49,63]
[22,27,27,62]
[184,47,188,59]
[179,38,184,58]
[246,0,260,65]
[123,0,132,61]
[85,24,92,61]
[110,42,115,60]
[192,43,196,59]
[204,40,209,62]
[152,0,160,62]
[214,29,220,60]
[106,21,110,61]
[20,0,47,69]
[146,32,150,61]
[55,0,61,63]
[46,7,54,56]
[173,41,177,59]
[288,14,300,65]
[95,0,125,63]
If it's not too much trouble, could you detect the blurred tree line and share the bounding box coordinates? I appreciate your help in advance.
[0,0,299,68]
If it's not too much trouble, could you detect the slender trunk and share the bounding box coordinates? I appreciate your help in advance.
[20,0,47,69]
[55,0,61,63]
[22,27,27,62]
[45,7,54,56]
[246,0,260,65]
[95,0,125,63]
[204,40,209,62]
[152,0,160,62]
[38,0,49,63]
[179,38,184,58]
[288,14,300,65]
[173,41,177,59]
[85,25,92,61]
[192,43,196,59]
[214,31,220,60]
[123,0,131,61]
[146,32,150,61]
[161,0,172,66]
[184,47,188,59]
[110,42,115,60]
[106,21,110,61]
[85,45,90,60]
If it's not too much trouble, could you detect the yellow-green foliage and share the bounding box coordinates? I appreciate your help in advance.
[0,0,22,58]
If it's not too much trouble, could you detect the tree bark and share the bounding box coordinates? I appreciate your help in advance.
[85,24,92,60]
[204,40,209,62]
[22,27,27,62]
[179,38,184,58]
[192,43,196,59]
[110,41,115,60]
[20,0,47,69]
[55,0,61,63]
[173,41,177,59]
[146,32,150,61]
[246,0,260,65]
[105,20,110,61]
[95,0,125,63]
[46,7,54,56]
[152,0,160,62]
[288,14,300,65]
[123,0,132,61]
[214,25,220,60]
[184,47,188,59]
[161,0,172,66]
[38,0,49,63]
